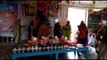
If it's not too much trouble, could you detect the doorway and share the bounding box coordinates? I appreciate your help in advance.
[67,7,88,40]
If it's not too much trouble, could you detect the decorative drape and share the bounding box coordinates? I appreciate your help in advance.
[58,4,68,25]
[0,3,18,31]
[37,0,52,16]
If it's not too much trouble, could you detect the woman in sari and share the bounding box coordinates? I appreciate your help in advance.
[77,21,88,46]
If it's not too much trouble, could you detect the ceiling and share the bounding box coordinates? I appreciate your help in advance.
[2,1,107,8]
[93,1,107,8]
[2,1,107,10]
[60,1,107,9]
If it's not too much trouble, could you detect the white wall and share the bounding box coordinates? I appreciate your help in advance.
[48,17,56,35]
[20,16,33,40]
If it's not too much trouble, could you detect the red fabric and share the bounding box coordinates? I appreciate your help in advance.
[37,0,52,16]
[38,25,51,38]
[26,39,32,45]
[38,25,47,38]
[79,22,88,38]
[79,30,86,38]
[34,15,39,29]
[37,39,44,44]
[59,38,70,45]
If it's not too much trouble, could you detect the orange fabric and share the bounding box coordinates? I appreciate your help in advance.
[38,24,51,38]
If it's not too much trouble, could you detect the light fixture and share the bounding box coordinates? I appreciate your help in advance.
[93,8,102,11]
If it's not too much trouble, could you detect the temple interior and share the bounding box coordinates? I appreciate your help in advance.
[0,0,107,60]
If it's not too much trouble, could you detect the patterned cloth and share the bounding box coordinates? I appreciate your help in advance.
[97,43,107,59]
[97,26,107,59]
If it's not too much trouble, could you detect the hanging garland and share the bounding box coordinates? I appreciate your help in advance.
[48,1,60,17]
[28,1,37,15]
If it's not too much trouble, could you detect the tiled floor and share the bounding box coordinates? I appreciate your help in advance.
[87,46,98,59]
[0,43,97,60]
